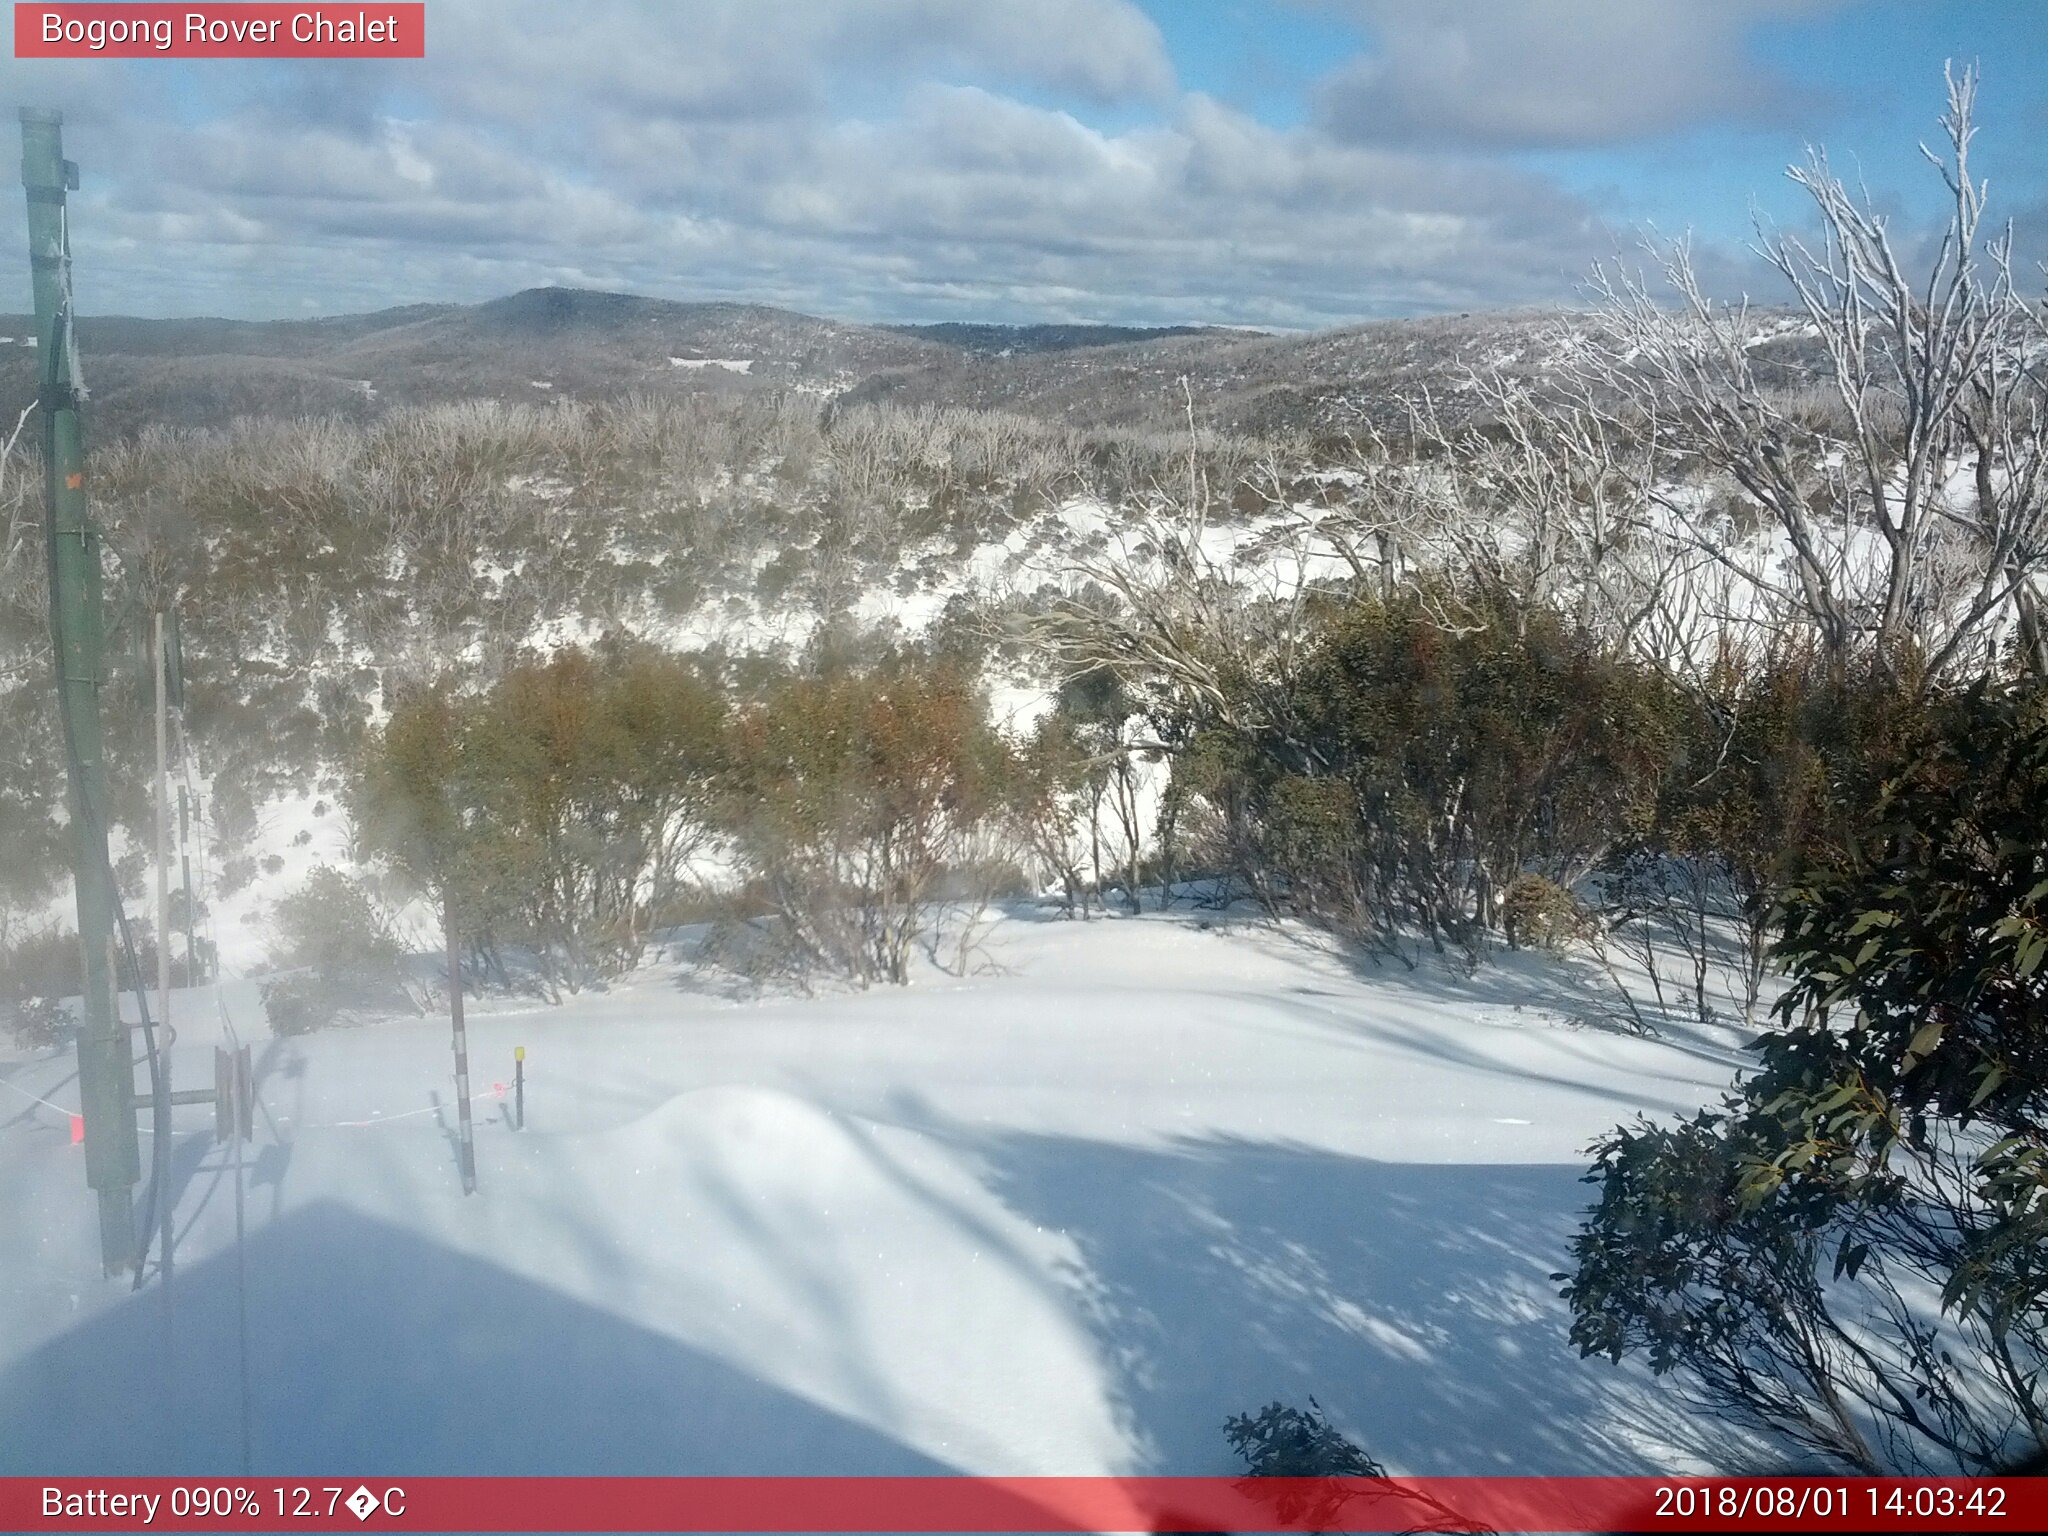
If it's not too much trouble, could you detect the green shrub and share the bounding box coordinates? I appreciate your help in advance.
[1223,1399,1383,1479]
[1200,589,1685,952]
[0,927,80,1003]
[1220,1400,1474,1533]
[5,996,68,1052]
[260,973,338,1037]
[1501,873,1589,952]
[1561,683,2048,1473]
[723,661,1019,986]
[354,644,728,993]
[1655,646,1939,950]
[265,867,415,1033]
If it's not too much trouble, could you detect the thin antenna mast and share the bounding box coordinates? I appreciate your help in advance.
[20,107,140,1274]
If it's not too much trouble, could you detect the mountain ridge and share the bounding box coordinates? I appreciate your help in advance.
[0,285,1823,440]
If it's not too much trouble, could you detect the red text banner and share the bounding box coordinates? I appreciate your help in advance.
[2,1476,2043,1532]
[14,4,425,58]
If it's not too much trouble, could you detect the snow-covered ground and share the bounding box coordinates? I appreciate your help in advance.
[0,904,1771,1477]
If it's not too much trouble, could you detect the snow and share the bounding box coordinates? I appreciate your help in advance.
[0,905,1768,1477]
[670,357,754,374]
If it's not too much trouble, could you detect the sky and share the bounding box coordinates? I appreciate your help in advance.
[2,0,2045,328]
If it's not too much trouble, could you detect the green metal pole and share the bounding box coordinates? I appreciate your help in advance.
[21,108,138,1274]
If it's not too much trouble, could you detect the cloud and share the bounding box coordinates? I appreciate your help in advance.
[72,86,1605,325]
[6,0,1886,326]
[426,0,1174,125]
[1313,0,1836,149]
[563,87,1613,323]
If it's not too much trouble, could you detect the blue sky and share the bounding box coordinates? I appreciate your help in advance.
[1528,2,2048,236]
[3,0,2043,325]
[1145,1,2048,240]
[1139,2,1367,125]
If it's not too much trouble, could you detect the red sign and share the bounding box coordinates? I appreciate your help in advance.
[14,4,425,58]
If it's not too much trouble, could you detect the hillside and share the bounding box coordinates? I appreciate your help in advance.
[0,287,960,436]
[0,287,1836,442]
[883,321,1239,357]
[850,312,1566,435]
[852,308,1834,436]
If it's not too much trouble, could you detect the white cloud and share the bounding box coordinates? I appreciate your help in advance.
[427,0,1173,123]
[1314,0,1837,149]
[1,0,1865,325]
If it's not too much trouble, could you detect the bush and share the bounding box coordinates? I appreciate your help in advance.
[1,925,76,999]
[5,996,68,1052]
[261,973,339,1037]
[265,867,416,1034]
[1222,1399,1384,1534]
[1224,1399,1385,1479]
[723,661,1020,986]
[355,643,727,994]
[1651,646,1939,1010]
[1500,873,1588,952]
[1199,589,1685,954]
[1221,1400,1479,1533]
[1560,683,2048,1473]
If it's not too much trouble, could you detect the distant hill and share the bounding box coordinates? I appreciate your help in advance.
[51,305,459,358]
[844,312,1571,435]
[854,309,1831,437]
[0,286,1827,441]
[0,287,959,436]
[883,321,1241,357]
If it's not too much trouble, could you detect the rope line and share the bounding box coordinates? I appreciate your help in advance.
[2,1028,503,1133]
[0,1075,74,1119]
[165,713,498,1137]
[330,1086,502,1130]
